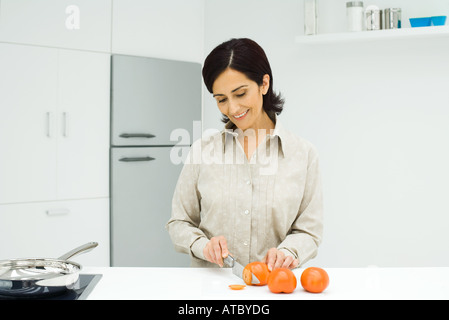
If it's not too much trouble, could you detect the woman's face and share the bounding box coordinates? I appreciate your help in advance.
[212,68,269,131]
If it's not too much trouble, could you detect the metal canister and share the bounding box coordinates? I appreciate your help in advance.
[346,1,364,32]
[384,8,402,29]
[365,5,382,30]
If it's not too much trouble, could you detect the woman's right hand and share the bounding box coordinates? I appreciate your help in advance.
[203,235,229,267]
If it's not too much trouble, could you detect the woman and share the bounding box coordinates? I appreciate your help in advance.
[166,38,323,270]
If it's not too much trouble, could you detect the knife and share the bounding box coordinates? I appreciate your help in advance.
[223,254,260,285]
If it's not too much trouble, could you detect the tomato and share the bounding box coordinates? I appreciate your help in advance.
[243,262,270,286]
[300,267,329,293]
[267,268,297,293]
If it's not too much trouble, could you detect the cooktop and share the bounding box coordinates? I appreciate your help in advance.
[0,274,102,300]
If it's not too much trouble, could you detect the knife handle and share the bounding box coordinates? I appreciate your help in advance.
[223,255,235,267]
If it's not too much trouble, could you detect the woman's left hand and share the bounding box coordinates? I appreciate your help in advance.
[262,248,299,271]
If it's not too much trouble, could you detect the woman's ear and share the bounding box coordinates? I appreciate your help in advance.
[262,74,270,95]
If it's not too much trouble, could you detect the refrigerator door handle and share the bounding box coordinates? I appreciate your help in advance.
[119,133,156,138]
[119,156,155,162]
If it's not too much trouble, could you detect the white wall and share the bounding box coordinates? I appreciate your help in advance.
[296,39,449,268]
[203,0,449,267]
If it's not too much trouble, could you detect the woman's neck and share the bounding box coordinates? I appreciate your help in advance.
[245,110,275,138]
[237,111,275,160]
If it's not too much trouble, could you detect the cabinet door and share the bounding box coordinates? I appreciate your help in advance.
[0,43,58,204]
[0,0,111,52]
[111,146,190,267]
[0,198,110,266]
[56,49,110,200]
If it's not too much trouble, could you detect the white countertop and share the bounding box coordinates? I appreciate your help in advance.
[81,267,449,300]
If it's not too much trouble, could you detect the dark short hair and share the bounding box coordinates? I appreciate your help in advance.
[202,38,284,124]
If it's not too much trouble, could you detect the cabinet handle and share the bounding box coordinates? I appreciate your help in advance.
[46,208,70,216]
[119,133,156,138]
[62,112,68,137]
[119,156,155,162]
[46,112,51,137]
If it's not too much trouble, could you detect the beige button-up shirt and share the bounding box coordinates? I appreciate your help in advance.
[166,116,323,268]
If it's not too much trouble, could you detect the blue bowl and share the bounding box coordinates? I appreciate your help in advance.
[409,17,431,27]
[431,16,447,26]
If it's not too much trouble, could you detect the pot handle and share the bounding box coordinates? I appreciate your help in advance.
[58,242,98,261]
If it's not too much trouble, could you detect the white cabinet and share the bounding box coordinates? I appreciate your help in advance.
[0,43,110,265]
[0,0,111,52]
[0,43,110,204]
[57,49,110,200]
[0,43,59,203]
[0,198,110,266]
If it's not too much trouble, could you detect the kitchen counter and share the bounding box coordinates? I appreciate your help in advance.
[81,267,449,300]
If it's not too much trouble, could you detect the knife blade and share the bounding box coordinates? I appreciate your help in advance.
[223,255,260,285]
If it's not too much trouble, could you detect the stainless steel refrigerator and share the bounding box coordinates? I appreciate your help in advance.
[110,54,201,267]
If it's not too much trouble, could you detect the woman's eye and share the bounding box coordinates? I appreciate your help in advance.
[216,92,244,103]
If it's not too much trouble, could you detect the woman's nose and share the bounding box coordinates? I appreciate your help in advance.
[228,99,240,115]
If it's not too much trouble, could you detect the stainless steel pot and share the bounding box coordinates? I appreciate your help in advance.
[0,242,98,298]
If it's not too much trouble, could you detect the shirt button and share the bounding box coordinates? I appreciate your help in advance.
[243,241,248,246]
[244,209,250,215]
[246,180,251,185]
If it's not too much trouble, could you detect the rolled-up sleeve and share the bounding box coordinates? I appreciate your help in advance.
[278,148,324,266]
[165,146,208,260]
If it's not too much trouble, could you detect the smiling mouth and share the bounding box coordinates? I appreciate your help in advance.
[233,109,249,119]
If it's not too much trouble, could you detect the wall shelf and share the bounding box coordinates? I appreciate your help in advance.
[295,26,449,44]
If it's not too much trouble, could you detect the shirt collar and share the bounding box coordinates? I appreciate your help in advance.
[220,114,290,158]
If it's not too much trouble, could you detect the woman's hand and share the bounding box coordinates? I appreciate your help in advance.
[203,235,229,267]
[262,248,299,271]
